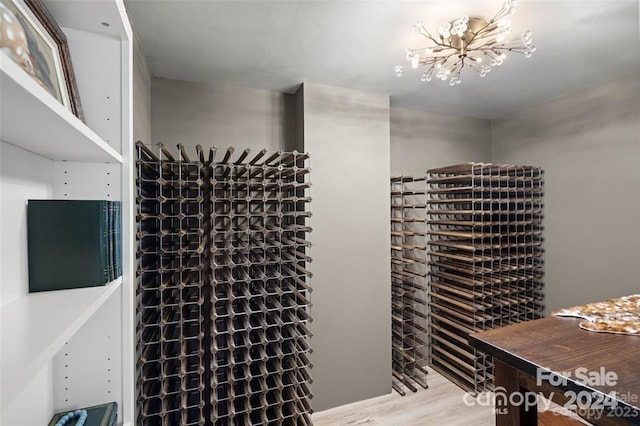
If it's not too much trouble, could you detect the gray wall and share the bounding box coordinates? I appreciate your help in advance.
[133,37,151,145]
[151,77,290,152]
[303,84,392,411]
[492,75,640,312]
[390,107,492,176]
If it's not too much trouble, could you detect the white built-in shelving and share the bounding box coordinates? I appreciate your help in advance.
[0,57,122,163]
[1,278,122,406]
[0,1,133,424]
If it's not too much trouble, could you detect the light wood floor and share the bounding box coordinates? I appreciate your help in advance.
[312,368,589,426]
[312,368,494,426]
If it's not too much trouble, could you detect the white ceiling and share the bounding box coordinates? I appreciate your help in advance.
[125,0,640,119]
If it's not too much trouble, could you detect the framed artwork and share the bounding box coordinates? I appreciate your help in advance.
[0,0,84,121]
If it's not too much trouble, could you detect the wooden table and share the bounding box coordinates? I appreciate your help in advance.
[469,317,640,426]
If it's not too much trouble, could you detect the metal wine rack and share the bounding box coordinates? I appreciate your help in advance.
[426,163,544,394]
[390,176,429,395]
[136,142,313,425]
[136,142,208,425]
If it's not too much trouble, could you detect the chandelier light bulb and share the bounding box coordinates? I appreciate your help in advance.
[498,19,511,29]
[421,71,432,82]
[394,0,535,84]
[439,22,452,38]
[413,20,425,34]
[504,0,518,14]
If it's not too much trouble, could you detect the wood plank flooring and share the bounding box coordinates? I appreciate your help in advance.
[312,368,590,425]
[312,368,494,425]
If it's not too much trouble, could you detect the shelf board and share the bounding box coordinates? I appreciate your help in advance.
[0,278,122,408]
[0,55,122,163]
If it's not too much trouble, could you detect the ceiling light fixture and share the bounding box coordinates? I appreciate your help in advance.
[395,0,535,85]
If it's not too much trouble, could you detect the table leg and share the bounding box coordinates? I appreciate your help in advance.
[494,359,538,426]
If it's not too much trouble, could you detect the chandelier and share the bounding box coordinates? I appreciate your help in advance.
[395,0,535,85]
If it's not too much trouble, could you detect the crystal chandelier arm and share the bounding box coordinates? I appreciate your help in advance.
[474,1,516,37]
[452,58,464,73]
[414,23,444,46]
[408,44,460,55]
[467,61,485,72]
[421,53,457,70]
[502,47,531,55]
[473,22,498,39]
[500,39,529,49]
[418,56,441,67]
[490,1,516,23]
[414,21,438,42]
[469,30,502,43]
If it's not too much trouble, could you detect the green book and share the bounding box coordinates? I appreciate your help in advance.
[48,402,117,426]
[114,201,122,278]
[27,200,112,292]
[107,201,114,282]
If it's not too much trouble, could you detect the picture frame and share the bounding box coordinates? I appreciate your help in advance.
[0,0,84,121]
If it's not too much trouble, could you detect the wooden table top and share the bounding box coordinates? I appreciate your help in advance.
[469,316,640,412]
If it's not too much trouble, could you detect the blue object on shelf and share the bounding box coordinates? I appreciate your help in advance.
[48,402,117,426]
